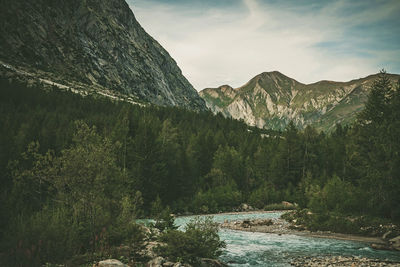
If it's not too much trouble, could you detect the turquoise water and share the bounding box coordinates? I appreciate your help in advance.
[174,212,400,266]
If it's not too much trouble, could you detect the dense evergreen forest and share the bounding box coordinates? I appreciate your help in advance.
[0,72,399,265]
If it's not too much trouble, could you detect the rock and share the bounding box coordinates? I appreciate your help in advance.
[240,203,249,211]
[250,219,273,226]
[0,0,207,111]
[389,236,400,251]
[200,71,400,132]
[141,241,162,258]
[147,256,165,267]
[371,243,390,250]
[281,201,294,208]
[238,203,254,211]
[291,256,400,267]
[98,259,128,267]
[382,230,392,240]
[163,262,175,267]
[241,220,251,228]
[289,224,305,231]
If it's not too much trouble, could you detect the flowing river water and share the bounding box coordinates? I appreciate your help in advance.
[173,212,400,266]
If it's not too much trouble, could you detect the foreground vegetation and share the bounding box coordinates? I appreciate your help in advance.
[0,71,399,265]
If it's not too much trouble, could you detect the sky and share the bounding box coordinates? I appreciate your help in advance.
[127,0,400,90]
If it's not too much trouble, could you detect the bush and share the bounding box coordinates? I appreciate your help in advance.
[1,204,147,267]
[264,203,295,211]
[156,216,226,264]
[248,184,282,209]
[1,207,81,266]
[192,183,242,213]
[152,206,177,233]
[107,222,146,261]
[282,209,400,236]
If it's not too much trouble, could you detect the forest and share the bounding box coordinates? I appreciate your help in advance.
[0,71,399,265]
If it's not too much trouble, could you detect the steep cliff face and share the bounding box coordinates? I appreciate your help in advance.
[0,0,206,110]
[200,72,400,131]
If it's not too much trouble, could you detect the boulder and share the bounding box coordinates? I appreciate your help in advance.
[97,259,128,267]
[382,230,392,240]
[281,201,295,208]
[250,219,273,226]
[371,243,391,250]
[241,220,251,228]
[142,241,162,258]
[389,236,400,251]
[147,256,165,267]
[240,203,249,211]
[239,203,255,211]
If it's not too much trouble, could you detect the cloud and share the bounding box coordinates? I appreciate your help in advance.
[128,0,400,90]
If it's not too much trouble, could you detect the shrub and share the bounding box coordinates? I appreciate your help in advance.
[192,183,242,213]
[153,206,177,233]
[264,203,295,211]
[156,216,226,264]
[1,207,81,266]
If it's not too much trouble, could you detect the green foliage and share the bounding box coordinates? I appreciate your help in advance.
[248,183,281,209]
[1,72,400,264]
[1,117,144,266]
[263,203,296,211]
[153,206,178,233]
[305,175,358,214]
[156,216,226,264]
[192,182,242,213]
[284,209,400,236]
[1,207,80,266]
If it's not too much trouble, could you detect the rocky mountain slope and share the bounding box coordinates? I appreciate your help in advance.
[200,72,400,131]
[0,0,206,110]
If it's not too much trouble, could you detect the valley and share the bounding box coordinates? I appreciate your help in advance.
[0,0,399,266]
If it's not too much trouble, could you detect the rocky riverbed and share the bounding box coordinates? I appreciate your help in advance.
[220,217,399,247]
[290,256,400,266]
[220,216,400,266]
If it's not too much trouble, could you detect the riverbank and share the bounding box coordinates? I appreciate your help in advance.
[290,256,400,266]
[220,216,387,245]
[177,209,400,248]
[220,216,400,266]
[194,209,289,217]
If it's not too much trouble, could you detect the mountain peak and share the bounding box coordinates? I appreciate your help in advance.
[260,70,284,76]
[219,84,234,90]
[254,71,301,84]
[0,0,206,111]
[200,72,400,131]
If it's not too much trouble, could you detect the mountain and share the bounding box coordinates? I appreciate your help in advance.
[200,71,400,131]
[0,0,206,110]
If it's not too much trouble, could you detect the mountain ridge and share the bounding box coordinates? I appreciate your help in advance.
[0,0,206,111]
[200,71,400,131]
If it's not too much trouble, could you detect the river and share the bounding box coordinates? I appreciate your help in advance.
[173,212,400,266]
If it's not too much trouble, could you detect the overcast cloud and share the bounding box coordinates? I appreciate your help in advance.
[127,0,400,90]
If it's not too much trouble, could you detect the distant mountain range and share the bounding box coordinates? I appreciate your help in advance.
[200,71,400,131]
[0,0,206,111]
